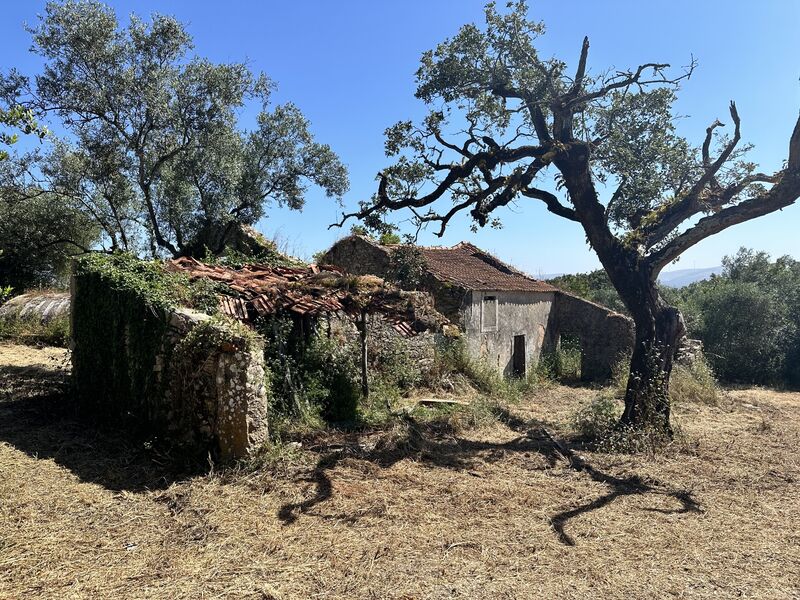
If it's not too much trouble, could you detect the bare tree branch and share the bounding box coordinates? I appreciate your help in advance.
[649,115,800,271]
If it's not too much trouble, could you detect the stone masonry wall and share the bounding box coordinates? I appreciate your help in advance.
[164,309,269,461]
[71,269,269,461]
[552,292,634,381]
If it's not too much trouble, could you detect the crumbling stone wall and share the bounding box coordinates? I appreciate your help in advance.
[551,292,634,381]
[321,235,469,325]
[324,311,439,384]
[165,310,269,460]
[71,258,269,460]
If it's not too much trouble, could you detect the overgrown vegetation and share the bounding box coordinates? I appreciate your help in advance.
[0,312,70,347]
[568,353,718,452]
[70,253,230,425]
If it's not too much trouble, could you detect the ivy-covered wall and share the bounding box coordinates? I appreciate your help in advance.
[71,254,270,460]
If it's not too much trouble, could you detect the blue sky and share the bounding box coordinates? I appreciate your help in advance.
[2,1,799,275]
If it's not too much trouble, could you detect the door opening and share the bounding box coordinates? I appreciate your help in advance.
[512,335,526,378]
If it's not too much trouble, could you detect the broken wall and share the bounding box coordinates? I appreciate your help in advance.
[551,292,634,381]
[71,255,269,460]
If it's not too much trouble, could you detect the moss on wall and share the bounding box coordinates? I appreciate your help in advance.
[71,254,178,424]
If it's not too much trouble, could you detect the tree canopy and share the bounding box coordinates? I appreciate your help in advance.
[1,0,349,258]
[336,0,800,431]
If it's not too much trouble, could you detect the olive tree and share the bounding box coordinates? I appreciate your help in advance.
[2,0,348,257]
[0,105,45,161]
[335,2,800,432]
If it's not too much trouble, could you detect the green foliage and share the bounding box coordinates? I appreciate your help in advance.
[570,395,620,441]
[536,336,582,383]
[0,192,99,290]
[257,315,361,426]
[200,242,304,270]
[668,248,800,386]
[378,232,401,245]
[386,241,427,290]
[2,0,348,257]
[302,335,361,423]
[430,337,503,394]
[373,335,426,390]
[0,104,46,161]
[349,224,369,236]
[71,253,258,432]
[0,312,70,347]
[71,254,174,422]
[547,270,628,314]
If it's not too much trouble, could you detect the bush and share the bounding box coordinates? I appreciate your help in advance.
[570,395,620,441]
[302,335,361,423]
[695,280,791,385]
[258,315,361,427]
[536,346,581,383]
[429,337,504,394]
[670,356,718,405]
[0,312,70,347]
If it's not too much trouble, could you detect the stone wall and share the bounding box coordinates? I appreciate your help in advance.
[71,262,269,461]
[321,235,469,325]
[463,290,557,377]
[164,310,269,461]
[551,292,634,381]
[321,235,393,277]
[324,311,439,384]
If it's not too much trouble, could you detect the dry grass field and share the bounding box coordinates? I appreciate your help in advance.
[1,343,798,599]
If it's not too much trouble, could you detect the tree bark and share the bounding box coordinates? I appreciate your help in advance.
[617,278,685,434]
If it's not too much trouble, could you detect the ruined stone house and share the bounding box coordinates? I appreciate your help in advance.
[322,235,633,381]
[68,254,448,460]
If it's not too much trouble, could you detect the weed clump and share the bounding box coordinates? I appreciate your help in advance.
[0,312,70,347]
[669,356,719,406]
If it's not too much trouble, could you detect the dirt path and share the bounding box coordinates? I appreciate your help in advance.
[0,343,798,599]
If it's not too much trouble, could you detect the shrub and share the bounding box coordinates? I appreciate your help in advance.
[670,356,718,406]
[302,335,361,423]
[430,337,504,394]
[258,315,361,426]
[0,312,70,347]
[570,395,620,441]
[695,280,791,385]
[536,346,581,383]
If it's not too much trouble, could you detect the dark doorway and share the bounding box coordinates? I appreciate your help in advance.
[512,335,526,378]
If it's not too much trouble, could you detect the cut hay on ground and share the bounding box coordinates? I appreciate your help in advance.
[0,344,798,599]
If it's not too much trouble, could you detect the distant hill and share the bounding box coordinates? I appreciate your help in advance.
[658,266,723,287]
[541,267,723,290]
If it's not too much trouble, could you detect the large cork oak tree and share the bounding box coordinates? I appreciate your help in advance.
[336,1,800,434]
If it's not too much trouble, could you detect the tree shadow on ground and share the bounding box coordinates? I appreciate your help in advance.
[0,364,203,492]
[277,406,701,546]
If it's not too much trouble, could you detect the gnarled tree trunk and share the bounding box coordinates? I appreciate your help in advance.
[615,272,686,434]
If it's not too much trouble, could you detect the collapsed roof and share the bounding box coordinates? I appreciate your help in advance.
[167,257,448,337]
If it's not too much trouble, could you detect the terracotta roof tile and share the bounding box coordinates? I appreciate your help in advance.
[166,257,445,337]
[412,242,556,293]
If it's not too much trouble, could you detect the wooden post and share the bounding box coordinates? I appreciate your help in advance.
[357,309,369,398]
